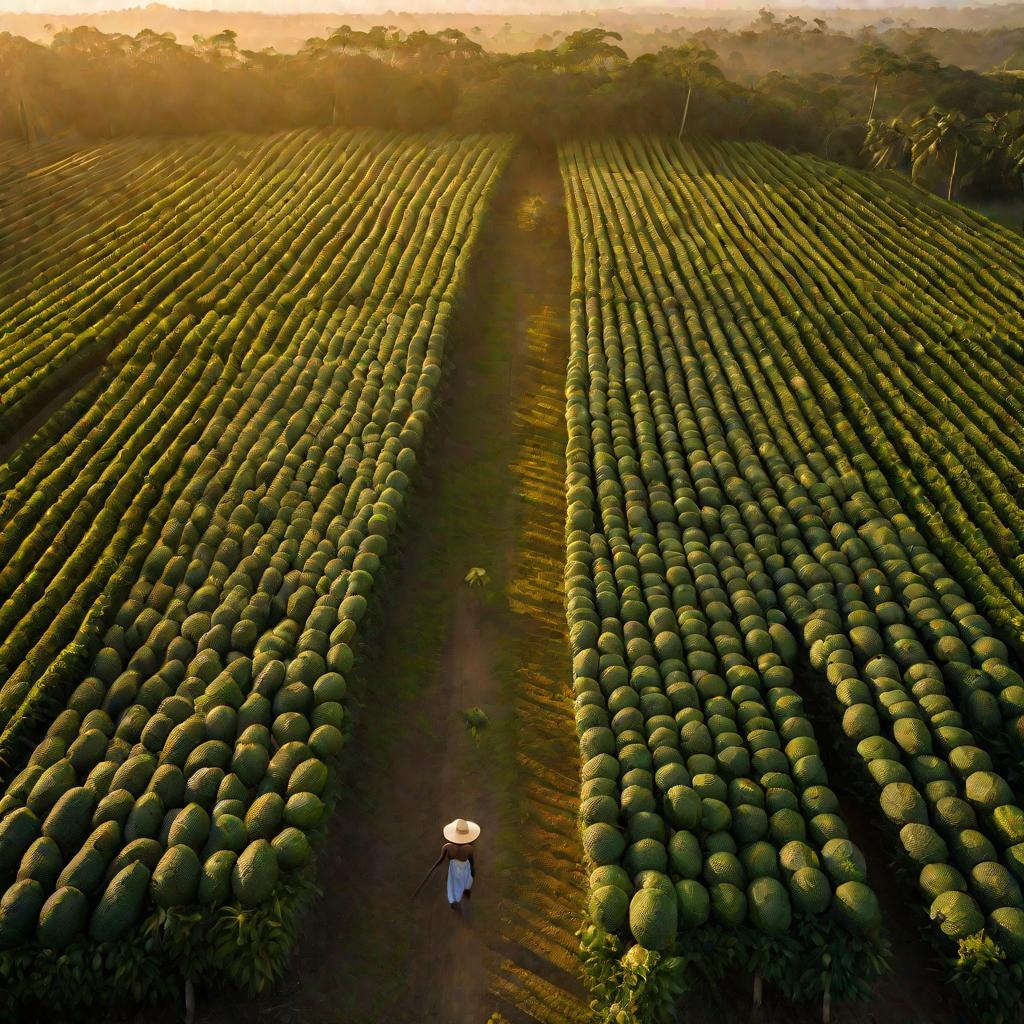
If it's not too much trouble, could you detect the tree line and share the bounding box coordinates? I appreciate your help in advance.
[2,21,1023,199]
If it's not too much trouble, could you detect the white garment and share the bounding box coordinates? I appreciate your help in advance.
[447,857,473,904]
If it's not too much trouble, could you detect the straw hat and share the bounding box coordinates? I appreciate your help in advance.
[443,818,481,844]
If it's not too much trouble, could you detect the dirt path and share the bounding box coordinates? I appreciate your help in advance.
[186,150,588,1024]
[487,300,591,1024]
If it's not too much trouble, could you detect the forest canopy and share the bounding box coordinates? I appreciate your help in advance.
[2,17,1024,199]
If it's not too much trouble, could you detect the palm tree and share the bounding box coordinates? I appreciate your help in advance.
[980,109,1024,185]
[852,42,905,121]
[910,106,985,201]
[666,41,722,139]
[552,28,627,71]
[864,116,911,171]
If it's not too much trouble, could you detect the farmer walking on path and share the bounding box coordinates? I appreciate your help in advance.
[416,818,480,910]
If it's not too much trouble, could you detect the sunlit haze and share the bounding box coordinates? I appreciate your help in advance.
[0,0,991,12]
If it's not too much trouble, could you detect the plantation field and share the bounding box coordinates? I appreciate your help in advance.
[0,127,511,1013]
[161,150,591,1024]
[2,126,1024,1024]
[561,136,1024,1021]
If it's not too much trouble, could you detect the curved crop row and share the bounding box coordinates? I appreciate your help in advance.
[560,141,889,1022]
[561,136,1024,1022]
[0,135,84,197]
[0,131,355,432]
[648,136,1024,775]
[0,129,462,759]
[0,128,511,1015]
[692,139,1024,659]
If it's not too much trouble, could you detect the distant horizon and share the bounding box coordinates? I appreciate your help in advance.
[0,0,1014,13]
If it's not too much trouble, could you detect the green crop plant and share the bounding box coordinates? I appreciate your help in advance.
[560,135,1024,1021]
[0,128,511,1014]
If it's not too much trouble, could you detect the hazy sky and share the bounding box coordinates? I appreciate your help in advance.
[0,2,426,10]
[0,0,983,11]
[4,2,368,8]
[0,0,895,10]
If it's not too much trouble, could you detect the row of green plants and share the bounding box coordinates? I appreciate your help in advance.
[561,135,1024,1022]
[560,140,891,1023]
[0,135,84,199]
[0,129,360,730]
[0,128,484,760]
[0,133,265,430]
[665,135,1024,773]
[619,135,1024,754]
[0,128,402,431]
[688,137,1024,665]
[0,128,511,1013]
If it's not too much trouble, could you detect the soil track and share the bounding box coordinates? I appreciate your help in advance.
[184,149,589,1024]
